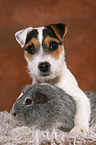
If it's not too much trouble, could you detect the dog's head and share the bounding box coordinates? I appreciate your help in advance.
[15,23,67,82]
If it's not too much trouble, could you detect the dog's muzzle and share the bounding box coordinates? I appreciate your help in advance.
[38,62,50,76]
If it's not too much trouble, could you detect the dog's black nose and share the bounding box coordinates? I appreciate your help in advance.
[38,62,50,73]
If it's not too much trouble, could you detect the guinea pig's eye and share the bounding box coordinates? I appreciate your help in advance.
[49,41,58,51]
[24,97,33,106]
[25,44,36,54]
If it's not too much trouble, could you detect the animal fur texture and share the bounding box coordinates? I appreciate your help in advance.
[11,83,96,133]
[0,111,96,145]
[0,88,96,144]
[15,23,91,133]
[11,83,76,132]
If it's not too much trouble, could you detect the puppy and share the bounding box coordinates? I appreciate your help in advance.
[15,23,90,133]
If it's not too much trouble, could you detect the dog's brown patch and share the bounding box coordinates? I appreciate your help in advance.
[24,37,39,61]
[63,25,68,37]
[48,24,63,42]
[48,45,63,59]
[44,36,63,59]
[44,36,60,47]
[24,51,34,62]
[47,24,67,41]
[25,37,39,49]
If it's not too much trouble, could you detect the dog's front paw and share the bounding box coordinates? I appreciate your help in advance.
[70,126,89,134]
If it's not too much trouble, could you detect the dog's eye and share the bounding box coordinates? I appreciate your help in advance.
[49,41,58,51]
[25,44,36,54]
[25,98,32,105]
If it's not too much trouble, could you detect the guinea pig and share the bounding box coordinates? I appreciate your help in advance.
[86,91,96,126]
[11,83,96,132]
[11,83,76,132]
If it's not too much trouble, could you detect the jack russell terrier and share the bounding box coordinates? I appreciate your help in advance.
[15,23,90,133]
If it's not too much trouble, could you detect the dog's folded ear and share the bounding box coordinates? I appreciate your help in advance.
[46,23,68,41]
[15,27,33,48]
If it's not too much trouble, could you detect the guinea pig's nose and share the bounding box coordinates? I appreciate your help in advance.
[38,62,50,72]
[11,110,17,117]
[12,112,17,117]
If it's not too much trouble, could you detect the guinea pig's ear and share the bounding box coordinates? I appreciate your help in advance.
[15,27,33,48]
[46,23,68,41]
[34,91,49,103]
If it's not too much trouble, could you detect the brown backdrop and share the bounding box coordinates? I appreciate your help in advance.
[0,0,96,111]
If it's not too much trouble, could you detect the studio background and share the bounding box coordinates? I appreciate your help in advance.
[0,0,96,111]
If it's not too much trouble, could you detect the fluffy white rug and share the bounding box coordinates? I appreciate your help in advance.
[0,111,96,145]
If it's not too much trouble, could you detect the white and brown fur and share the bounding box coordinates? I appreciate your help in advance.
[15,23,91,133]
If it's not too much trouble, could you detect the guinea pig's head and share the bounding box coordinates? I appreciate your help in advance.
[11,83,56,127]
